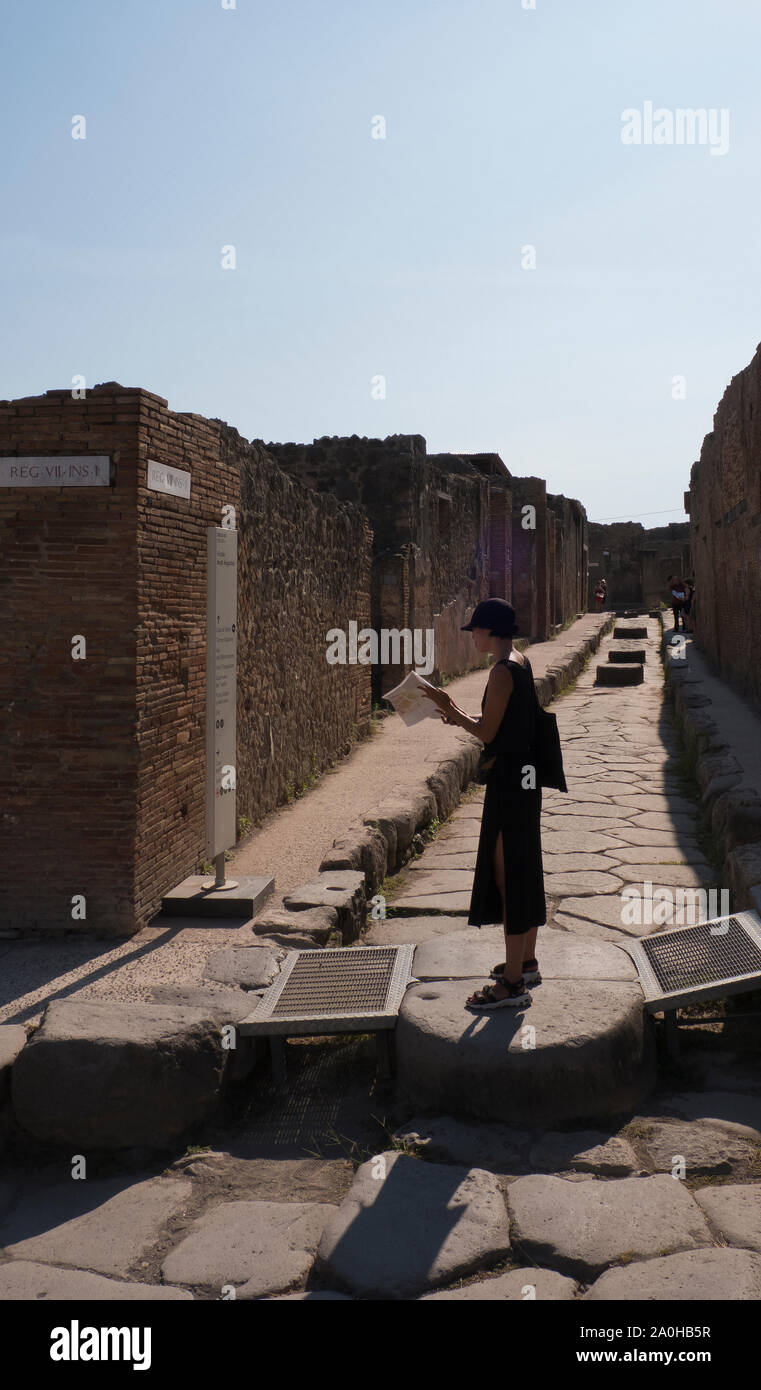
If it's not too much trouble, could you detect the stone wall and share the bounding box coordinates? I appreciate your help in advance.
[0,386,371,937]
[688,343,761,710]
[272,436,589,683]
[271,437,494,695]
[588,520,691,612]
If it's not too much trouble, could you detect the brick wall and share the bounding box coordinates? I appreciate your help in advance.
[0,386,141,935]
[1,386,372,937]
[688,343,761,710]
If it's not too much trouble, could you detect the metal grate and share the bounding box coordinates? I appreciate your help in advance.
[239,944,415,1036]
[625,911,761,1011]
[274,948,400,1016]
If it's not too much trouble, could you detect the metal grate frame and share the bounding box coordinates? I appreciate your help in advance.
[238,944,416,1035]
[624,910,761,1012]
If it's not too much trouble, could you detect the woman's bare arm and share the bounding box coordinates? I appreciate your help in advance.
[426,665,513,741]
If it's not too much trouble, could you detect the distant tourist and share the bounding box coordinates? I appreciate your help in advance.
[593,579,606,612]
[669,575,688,631]
[683,576,695,632]
[423,599,545,1010]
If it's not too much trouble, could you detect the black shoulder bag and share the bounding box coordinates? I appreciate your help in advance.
[530,680,568,792]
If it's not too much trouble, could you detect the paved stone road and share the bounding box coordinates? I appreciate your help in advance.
[2,614,760,1300]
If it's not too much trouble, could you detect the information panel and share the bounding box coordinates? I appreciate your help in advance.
[206,526,237,859]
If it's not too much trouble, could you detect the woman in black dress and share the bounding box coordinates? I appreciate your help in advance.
[424,599,545,1011]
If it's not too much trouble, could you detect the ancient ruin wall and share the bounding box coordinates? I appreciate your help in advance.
[588,520,690,611]
[271,436,493,694]
[689,343,761,710]
[1,387,372,937]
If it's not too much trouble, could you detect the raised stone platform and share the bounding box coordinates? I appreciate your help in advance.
[395,928,656,1127]
[161,875,274,919]
[595,663,644,686]
[608,648,646,663]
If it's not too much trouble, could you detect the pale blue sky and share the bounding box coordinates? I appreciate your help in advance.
[2,0,759,522]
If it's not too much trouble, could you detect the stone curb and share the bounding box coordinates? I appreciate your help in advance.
[659,616,761,915]
[314,615,615,900]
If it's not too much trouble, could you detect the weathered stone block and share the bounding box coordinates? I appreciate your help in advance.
[283,871,367,942]
[319,823,389,893]
[507,1174,711,1279]
[316,1152,511,1298]
[203,946,281,990]
[595,663,644,685]
[12,1000,225,1150]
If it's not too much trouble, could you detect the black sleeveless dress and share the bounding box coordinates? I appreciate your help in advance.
[467,655,546,934]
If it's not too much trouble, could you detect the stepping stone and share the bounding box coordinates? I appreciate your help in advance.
[203,947,281,990]
[410,927,636,982]
[420,1268,578,1300]
[613,626,648,639]
[0,1176,193,1277]
[595,664,644,686]
[315,1153,510,1299]
[634,1119,759,1178]
[393,1114,533,1172]
[585,1248,761,1300]
[528,1132,642,1177]
[0,1262,193,1301]
[12,1000,225,1151]
[396,977,655,1127]
[608,649,646,663]
[694,1184,761,1252]
[507,1174,712,1280]
[161,1201,337,1299]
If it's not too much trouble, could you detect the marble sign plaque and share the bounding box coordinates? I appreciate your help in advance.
[0,456,110,486]
[147,460,191,499]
